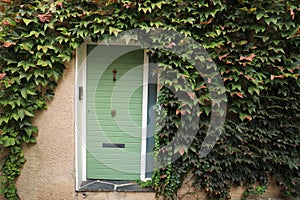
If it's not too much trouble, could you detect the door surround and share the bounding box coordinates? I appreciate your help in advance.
[75,38,150,190]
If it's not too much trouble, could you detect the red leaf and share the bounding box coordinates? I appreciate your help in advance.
[38,13,52,23]
[195,85,207,91]
[240,53,256,62]
[187,92,195,99]
[218,53,229,60]
[2,20,10,25]
[176,109,187,115]
[271,74,285,80]
[3,42,16,47]
[2,0,11,4]
[179,147,185,156]
[15,18,21,23]
[160,174,167,179]
[123,3,135,9]
[236,92,243,98]
[226,60,233,65]
[290,8,295,20]
[270,75,275,80]
[0,73,6,79]
[244,115,252,121]
[230,92,243,98]
[207,78,212,84]
[165,42,176,49]
[244,75,251,80]
[56,1,63,8]
[200,18,213,25]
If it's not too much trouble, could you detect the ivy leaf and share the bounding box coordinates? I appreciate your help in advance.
[24,126,38,137]
[187,92,195,100]
[57,54,71,62]
[37,59,52,67]
[20,88,27,99]
[179,147,185,156]
[109,27,122,36]
[34,69,44,78]
[24,109,34,117]
[28,31,41,38]
[0,73,6,79]
[18,61,35,71]
[239,113,252,121]
[138,6,152,13]
[4,58,18,65]
[256,12,268,20]
[18,109,25,120]
[29,137,37,143]
[22,18,34,26]
[1,136,15,147]
[11,111,19,121]
[240,54,256,62]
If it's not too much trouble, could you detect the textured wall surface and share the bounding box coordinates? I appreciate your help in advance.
[15,60,76,200]
[13,59,286,200]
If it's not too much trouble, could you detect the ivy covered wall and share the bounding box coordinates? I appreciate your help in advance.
[0,0,299,199]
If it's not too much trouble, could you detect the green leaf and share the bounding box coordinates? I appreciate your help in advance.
[18,109,25,120]
[34,69,44,78]
[24,109,34,117]
[109,27,122,36]
[4,58,18,65]
[26,88,36,95]
[28,31,41,38]
[57,54,71,62]
[22,18,34,26]
[0,116,9,125]
[11,111,19,121]
[17,60,35,71]
[20,88,27,99]
[265,17,278,25]
[255,35,269,42]
[248,87,260,95]
[256,12,268,20]
[138,6,152,14]
[1,136,15,147]
[37,59,52,67]
[29,137,37,143]
[24,126,38,137]
[52,70,60,82]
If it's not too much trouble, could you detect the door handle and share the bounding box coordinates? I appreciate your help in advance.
[112,69,117,82]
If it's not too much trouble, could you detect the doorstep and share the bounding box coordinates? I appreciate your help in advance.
[78,180,153,192]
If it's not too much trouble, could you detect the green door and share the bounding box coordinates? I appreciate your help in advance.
[86,45,144,180]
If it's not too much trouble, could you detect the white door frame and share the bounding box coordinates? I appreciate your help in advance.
[75,38,150,190]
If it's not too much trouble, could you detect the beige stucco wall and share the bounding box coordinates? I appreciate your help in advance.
[15,60,76,199]
[13,59,286,200]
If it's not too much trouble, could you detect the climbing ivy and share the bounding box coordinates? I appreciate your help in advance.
[0,0,299,199]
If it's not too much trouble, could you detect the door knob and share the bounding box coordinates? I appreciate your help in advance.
[111,110,116,117]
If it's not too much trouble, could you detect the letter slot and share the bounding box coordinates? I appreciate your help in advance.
[103,143,125,148]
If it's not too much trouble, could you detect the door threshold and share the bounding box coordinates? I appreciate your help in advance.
[78,179,153,192]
